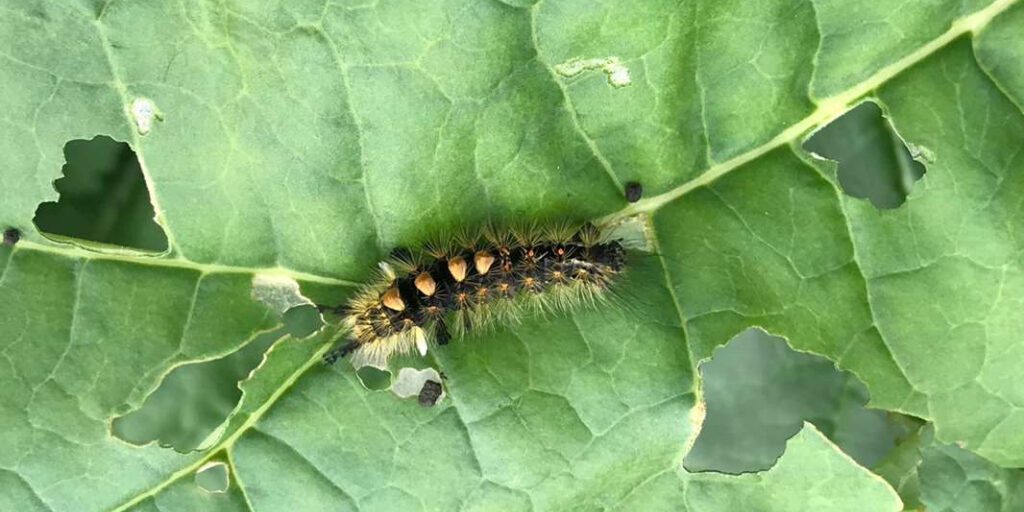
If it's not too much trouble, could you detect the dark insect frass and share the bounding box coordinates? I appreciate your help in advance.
[3,228,20,246]
[418,380,443,407]
[625,182,643,203]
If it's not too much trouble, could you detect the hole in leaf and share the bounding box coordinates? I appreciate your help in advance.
[34,136,168,251]
[355,366,392,391]
[194,462,230,493]
[391,367,445,404]
[683,328,909,474]
[282,304,323,339]
[111,330,281,452]
[251,275,324,339]
[803,101,926,209]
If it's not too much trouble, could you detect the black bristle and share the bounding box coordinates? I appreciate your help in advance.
[322,340,359,365]
[389,246,413,261]
[316,303,347,316]
[435,321,451,346]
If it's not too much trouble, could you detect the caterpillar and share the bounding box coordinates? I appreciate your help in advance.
[321,222,629,368]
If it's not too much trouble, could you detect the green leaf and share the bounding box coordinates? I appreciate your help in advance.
[876,426,1024,511]
[0,251,284,509]
[2,0,1024,509]
[652,8,1024,466]
[621,423,902,511]
[917,438,1024,511]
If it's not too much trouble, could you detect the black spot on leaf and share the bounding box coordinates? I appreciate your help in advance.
[2,228,19,246]
[624,181,643,203]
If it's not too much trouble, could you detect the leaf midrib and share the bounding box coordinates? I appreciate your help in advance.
[604,0,1019,223]
[11,240,358,286]
[29,0,1011,508]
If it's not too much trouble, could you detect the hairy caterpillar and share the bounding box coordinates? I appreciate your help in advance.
[321,222,628,368]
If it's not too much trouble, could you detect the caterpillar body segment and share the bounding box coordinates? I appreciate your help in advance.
[324,223,627,368]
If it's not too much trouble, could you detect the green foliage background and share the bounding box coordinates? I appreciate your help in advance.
[2,0,1024,510]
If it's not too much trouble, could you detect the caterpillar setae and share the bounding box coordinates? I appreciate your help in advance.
[321,222,629,368]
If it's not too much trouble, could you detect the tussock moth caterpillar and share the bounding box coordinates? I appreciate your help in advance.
[321,222,630,368]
